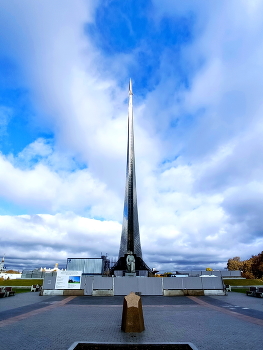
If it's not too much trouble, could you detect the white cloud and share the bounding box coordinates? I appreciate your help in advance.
[0,143,122,218]
[0,213,121,269]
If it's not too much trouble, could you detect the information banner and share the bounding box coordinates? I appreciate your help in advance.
[55,270,82,290]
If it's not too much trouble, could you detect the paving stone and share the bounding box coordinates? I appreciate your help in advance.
[0,292,263,350]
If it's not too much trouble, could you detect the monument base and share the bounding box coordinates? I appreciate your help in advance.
[113,270,149,277]
[110,256,151,276]
[125,272,136,277]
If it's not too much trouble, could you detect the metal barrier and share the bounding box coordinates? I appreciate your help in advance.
[43,275,224,296]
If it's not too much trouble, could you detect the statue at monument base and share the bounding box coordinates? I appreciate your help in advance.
[126,251,135,273]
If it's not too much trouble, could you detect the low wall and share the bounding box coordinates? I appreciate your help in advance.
[163,289,225,296]
[43,290,64,296]
[0,286,31,289]
[164,290,205,296]
[204,290,225,295]
[92,289,114,296]
[43,289,84,296]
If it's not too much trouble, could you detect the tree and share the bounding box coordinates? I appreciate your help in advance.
[242,258,254,279]
[227,257,243,271]
[227,252,263,280]
[242,271,254,279]
[251,251,263,279]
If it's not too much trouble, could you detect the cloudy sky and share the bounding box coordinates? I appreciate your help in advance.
[0,0,263,272]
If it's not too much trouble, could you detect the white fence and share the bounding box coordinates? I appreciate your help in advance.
[72,275,224,296]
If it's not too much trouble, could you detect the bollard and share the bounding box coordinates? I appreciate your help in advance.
[121,292,145,333]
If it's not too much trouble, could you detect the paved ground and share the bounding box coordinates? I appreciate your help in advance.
[1,292,263,350]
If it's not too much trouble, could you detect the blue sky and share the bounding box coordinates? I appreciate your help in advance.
[0,0,263,272]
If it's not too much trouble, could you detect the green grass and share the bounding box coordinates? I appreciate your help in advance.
[226,278,263,293]
[0,279,43,286]
[223,279,263,286]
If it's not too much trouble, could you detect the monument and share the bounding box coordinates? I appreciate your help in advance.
[110,80,151,276]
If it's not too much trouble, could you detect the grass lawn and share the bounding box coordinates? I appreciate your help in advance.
[0,279,43,286]
[223,279,263,286]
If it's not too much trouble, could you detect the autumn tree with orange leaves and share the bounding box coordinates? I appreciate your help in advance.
[227,251,263,279]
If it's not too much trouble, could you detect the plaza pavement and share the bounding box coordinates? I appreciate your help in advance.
[0,292,263,350]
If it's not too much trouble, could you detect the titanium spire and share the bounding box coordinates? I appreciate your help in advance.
[129,78,133,95]
[118,80,142,259]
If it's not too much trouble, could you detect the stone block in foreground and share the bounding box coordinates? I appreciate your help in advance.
[121,292,145,333]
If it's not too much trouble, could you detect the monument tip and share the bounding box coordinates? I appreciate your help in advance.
[129,79,133,95]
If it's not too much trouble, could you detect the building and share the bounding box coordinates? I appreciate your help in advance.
[0,257,22,280]
[0,256,5,271]
[66,256,110,275]
[21,263,63,279]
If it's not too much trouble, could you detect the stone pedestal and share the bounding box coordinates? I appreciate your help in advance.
[121,292,145,333]
[125,272,136,277]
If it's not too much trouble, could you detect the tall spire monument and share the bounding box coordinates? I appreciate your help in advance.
[111,80,151,276]
[119,79,142,259]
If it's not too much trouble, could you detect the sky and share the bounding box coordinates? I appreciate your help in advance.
[0,0,263,272]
